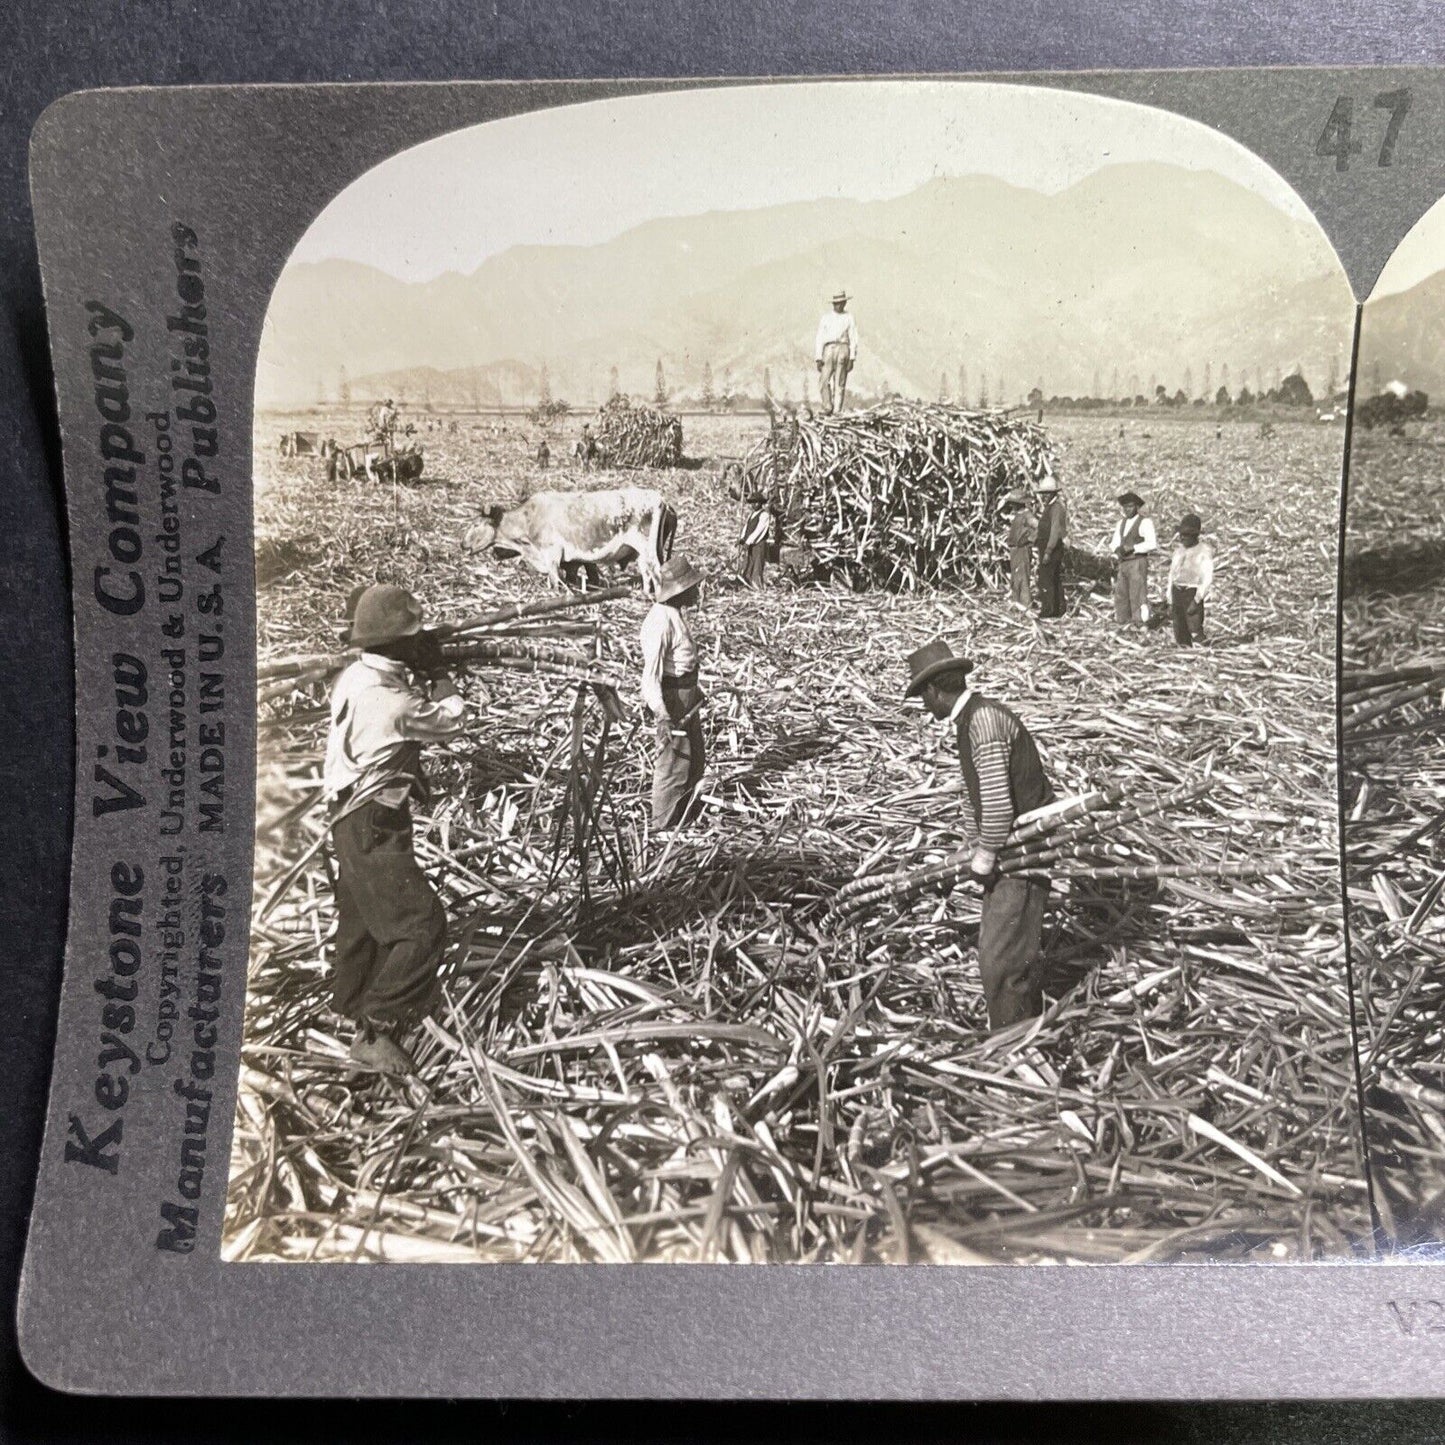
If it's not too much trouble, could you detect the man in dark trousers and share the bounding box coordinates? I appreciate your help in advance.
[1035,476,1068,619]
[324,584,484,1072]
[641,555,707,832]
[905,640,1056,1030]
[738,489,773,587]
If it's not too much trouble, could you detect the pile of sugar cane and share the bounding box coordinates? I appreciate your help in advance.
[227,411,1367,1266]
[738,401,1056,591]
[594,395,684,468]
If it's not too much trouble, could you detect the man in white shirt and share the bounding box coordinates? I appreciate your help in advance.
[640,555,706,830]
[324,583,482,1073]
[1167,512,1214,647]
[1109,490,1158,626]
[814,289,858,415]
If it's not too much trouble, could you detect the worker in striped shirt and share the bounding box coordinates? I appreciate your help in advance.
[905,640,1056,1030]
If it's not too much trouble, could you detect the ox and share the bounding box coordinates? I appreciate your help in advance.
[464,488,676,593]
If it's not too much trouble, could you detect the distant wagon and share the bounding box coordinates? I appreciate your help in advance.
[278,430,321,458]
[322,437,425,485]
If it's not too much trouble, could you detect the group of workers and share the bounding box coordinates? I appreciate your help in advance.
[1001,484,1214,646]
[314,291,1220,1073]
[321,551,1078,1074]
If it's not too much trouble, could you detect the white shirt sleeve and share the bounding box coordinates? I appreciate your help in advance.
[1196,544,1215,600]
[1135,517,1158,555]
[640,608,669,719]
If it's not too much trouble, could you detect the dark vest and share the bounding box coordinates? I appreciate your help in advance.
[954,693,1053,834]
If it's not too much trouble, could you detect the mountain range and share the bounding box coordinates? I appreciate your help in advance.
[256,162,1355,410]
[1360,270,1445,398]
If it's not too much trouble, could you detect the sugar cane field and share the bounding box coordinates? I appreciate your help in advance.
[1343,418,1445,1253]
[225,406,1368,1265]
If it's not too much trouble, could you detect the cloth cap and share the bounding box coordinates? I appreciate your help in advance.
[344,583,424,647]
[1178,512,1203,536]
[656,555,704,603]
[904,639,973,699]
[1116,490,1143,508]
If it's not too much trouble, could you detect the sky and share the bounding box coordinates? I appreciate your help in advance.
[288,80,1319,283]
[1372,191,1445,299]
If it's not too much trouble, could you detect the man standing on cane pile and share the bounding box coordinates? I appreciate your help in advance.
[814,289,858,416]
[905,641,1055,1030]
[1035,475,1068,619]
[641,555,708,832]
[323,584,484,1073]
[1109,490,1157,626]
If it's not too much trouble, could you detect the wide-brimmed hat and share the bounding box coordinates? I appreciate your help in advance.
[344,583,424,647]
[1116,490,1143,508]
[831,289,850,304]
[656,555,704,603]
[1177,512,1202,537]
[904,639,973,698]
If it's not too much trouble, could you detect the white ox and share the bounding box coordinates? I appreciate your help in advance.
[464,488,676,593]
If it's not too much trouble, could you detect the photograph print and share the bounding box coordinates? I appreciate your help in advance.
[225,80,1362,1265]
[1343,193,1445,1255]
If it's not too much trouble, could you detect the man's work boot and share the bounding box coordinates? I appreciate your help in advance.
[349,1026,417,1075]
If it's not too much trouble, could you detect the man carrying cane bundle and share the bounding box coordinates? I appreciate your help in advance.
[905,640,1055,1030]
[323,584,484,1073]
[641,555,708,832]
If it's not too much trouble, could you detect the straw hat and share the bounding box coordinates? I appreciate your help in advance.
[831,289,850,304]
[904,639,973,698]
[656,555,704,603]
[1036,477,1060,494]
[344,584,423,648]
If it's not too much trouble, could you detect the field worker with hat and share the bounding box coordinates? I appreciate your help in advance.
[323,583,484,1073]
[738,488,774,588]
[1109,490,1157,626]
[905,641,1056,1030]
[1002,490,1037,608]
[814,290,858,416]
[641,555,708,831]
[1034,474,1069,619]
[1167,513,1214,648]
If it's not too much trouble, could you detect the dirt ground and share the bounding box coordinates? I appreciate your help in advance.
[227,404,1366,1265]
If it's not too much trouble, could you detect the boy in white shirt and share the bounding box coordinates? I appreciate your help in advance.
[1167,513,1214,648]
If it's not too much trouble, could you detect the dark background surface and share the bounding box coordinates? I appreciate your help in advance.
[7,1,1445,1437]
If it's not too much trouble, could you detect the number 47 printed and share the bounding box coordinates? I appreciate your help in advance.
[1318,88,1412,170]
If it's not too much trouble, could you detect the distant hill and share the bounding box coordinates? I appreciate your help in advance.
[258,162,1354,410]
[1361,269,1445,397]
